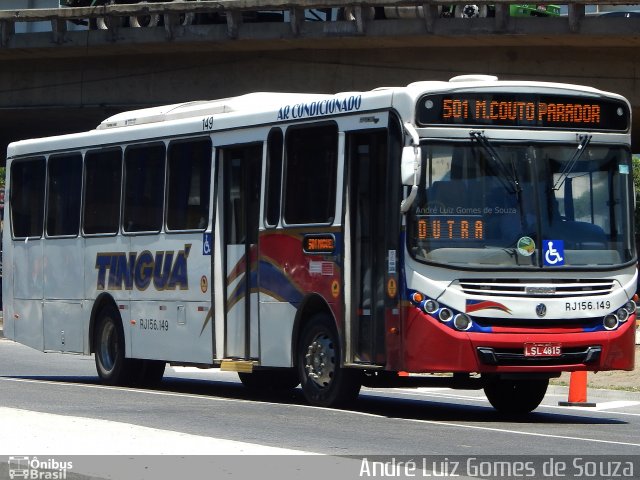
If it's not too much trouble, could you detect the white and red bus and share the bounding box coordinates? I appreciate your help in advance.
[3,75,636,413]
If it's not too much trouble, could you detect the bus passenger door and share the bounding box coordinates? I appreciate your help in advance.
[221,144,263,360]
[346,129,400,365]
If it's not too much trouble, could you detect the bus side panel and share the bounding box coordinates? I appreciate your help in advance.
[2,226,15,340]
[13,239,43,299]
[87,232,214,363]
[259,301,297,367]
[42,238,84,353]
[43,301,83,353]
[257,231,301,367]
[84,235,131,355]
[12,239,44,350]
[43,238,84,300]
[129,300,213,363]
[84,236,131,303]
[257,229,343,365]
[11,299,44,351]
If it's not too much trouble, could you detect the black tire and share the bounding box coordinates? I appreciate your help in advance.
[238,369,299,391]
[137,360,166,387]
[94,304,134,385]
[484,377,549,414]
[296,314,362,407]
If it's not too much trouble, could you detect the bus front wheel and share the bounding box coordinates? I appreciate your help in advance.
[483,377,549,414]
[296,314,362,408]
[94,305,134,386]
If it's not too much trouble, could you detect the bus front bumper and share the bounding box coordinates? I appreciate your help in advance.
[399,308,636,374]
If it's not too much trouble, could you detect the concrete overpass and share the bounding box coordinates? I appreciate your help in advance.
[1,0,640,161]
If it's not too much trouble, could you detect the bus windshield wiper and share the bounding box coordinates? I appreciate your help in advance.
[470,131,520,194]
[553,134,592,191]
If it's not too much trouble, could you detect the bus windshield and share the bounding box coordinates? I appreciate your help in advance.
[408,141,634,269]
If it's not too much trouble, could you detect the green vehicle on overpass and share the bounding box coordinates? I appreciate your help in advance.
[508,4,562,17]
[383,4,561,19]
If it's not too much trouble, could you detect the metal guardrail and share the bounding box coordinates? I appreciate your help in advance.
[0,1,638,45]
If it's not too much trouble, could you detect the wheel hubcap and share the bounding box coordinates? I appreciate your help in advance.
[99,322,117,372]
[304,333,336,388]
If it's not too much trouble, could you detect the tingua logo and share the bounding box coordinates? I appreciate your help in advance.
[95,244,191,291]
[8,456,73,480]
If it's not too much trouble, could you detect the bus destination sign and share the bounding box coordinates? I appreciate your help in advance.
[416,92,630,131]
[416,216,484,241]
[303,234,336,254]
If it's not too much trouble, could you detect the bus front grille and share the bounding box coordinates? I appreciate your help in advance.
[459,279,615,298]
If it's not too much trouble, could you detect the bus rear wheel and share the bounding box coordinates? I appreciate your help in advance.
[297,314,362,408]
[483,377,549,414]
[94,304,134,386]
[137,360,166,386]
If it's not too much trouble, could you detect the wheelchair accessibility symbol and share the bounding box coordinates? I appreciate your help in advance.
[543,240,564,266]
[202,233,212,256]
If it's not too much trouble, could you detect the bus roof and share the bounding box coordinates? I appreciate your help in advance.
[96,92,333,130]
[96,75,625,130]
[6,76,629,159]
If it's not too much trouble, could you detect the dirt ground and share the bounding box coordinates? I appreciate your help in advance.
[553,345,640,392]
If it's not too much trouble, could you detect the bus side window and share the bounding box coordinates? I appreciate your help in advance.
[123,143,166,233]
[83,149,122,235]
[264,128,283,227]
[10,157,46,239]
[166,138,212,231]
[46,153,82,237]
[283,124,338,225]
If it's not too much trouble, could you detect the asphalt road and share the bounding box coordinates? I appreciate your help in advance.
[1,336,640,459]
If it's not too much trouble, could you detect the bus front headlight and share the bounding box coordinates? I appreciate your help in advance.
[603,314,619,330]
[453,313,472,331]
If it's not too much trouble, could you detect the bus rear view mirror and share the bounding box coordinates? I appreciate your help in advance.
[401,145,421,185]
[400,144,422,213]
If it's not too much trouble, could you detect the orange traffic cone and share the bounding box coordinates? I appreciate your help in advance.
[558,371,596,407]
